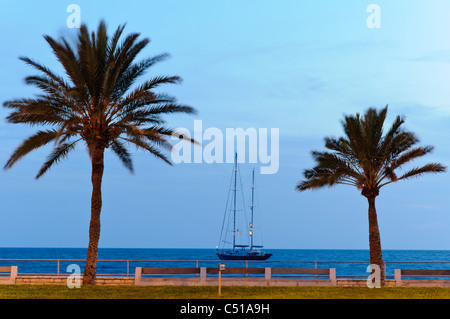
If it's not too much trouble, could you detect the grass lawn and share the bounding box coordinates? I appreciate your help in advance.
[0,285,450,299]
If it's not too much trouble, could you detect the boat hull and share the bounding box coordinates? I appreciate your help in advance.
[216,252,272,261]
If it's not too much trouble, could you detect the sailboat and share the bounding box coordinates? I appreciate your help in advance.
[216,154,272,261]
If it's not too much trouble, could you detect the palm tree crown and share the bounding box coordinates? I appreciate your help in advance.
[297,106,445,197]
[4,21,195,177]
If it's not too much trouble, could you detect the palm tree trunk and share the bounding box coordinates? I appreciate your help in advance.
[367,195,385,286]
[83,144,105,285]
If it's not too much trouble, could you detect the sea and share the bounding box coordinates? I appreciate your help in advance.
[1,248,450,279]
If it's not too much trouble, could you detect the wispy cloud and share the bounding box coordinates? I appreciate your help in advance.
[405,50,450,64]
[405,203,440,211]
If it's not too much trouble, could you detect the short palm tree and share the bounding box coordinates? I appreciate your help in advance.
[3,21,196,285]
[296,106,446,285]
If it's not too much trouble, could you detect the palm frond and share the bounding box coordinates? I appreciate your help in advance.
[397,163,446,182]
[19,57,69,89]
[35,139,80,178]
[120,75,181,108]
[389,146,434,171]
[43,35,85,90]
[119,136,172,165]
[110,139,133,172]
[111,53,170,98]
[4,130,58,169]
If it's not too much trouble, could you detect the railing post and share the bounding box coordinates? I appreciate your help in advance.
[314,261,317,279]
[200,267,206,285]
[245,261,248,278]
[10,266,18,284]
[265,267,271,286]
[329,268,337,286]
[134,267,142,285]
[126,260,129,277]
[57,260,60,277]
[394,269,402,286]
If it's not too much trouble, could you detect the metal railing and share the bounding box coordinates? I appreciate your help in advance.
[0,258,450,279]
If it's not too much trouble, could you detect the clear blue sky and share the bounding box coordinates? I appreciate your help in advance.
[1,0,450,250]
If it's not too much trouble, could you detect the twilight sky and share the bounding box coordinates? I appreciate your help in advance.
[1,0,450,250]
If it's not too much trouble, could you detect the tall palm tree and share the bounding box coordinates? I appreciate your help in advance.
[3,21,196,285]
[296,106,446,285]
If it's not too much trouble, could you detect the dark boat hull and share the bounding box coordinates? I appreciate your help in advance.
[216,252,272,261]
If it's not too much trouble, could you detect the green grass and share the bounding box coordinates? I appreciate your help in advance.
[1,285,450,299]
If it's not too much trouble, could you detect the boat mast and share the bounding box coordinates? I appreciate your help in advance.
[233,153,237,251]
[250,168,255,251]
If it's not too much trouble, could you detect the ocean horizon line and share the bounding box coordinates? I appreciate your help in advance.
[0,246,449,251]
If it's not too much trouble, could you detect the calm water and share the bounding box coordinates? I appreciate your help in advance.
[1,248,450,278]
